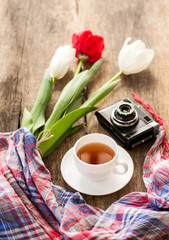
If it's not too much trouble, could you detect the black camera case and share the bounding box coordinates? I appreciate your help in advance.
[95,98,159,149]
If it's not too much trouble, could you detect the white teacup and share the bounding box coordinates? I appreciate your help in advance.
[73,133,128,181]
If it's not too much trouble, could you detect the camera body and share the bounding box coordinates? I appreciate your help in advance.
[95,98,159,149]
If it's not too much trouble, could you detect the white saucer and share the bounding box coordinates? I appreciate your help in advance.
[61,146,134,196]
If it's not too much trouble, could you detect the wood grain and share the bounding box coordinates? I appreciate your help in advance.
[0,0,168,210]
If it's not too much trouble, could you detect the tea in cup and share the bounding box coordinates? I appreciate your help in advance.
[73,133,128,181]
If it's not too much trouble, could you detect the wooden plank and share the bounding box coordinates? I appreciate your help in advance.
[0,0,30,132]
[0,0,169,210]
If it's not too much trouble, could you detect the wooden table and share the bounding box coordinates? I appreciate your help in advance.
[0,0,168,210]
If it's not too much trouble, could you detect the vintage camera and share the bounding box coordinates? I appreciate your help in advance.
[95,98,159,149]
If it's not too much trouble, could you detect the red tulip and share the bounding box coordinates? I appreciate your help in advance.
[72,30,105,63]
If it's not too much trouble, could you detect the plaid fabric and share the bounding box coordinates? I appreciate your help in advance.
[0,127,169,239]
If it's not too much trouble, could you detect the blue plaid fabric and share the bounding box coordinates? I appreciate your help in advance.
[0,127,169,239]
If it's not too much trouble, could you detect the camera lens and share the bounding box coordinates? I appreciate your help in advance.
[111,102,138,127]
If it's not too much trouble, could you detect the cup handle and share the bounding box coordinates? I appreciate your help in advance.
[114,161,128,175]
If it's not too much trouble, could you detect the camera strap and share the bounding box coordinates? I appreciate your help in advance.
[132,91,169,158]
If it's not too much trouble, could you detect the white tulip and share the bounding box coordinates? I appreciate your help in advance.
[49,45,75,79]
[118,37,154,75]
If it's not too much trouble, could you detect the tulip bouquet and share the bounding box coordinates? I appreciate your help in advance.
[21,30,154,157]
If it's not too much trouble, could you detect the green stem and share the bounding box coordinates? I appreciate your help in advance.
[98,70,123,91]
[52,77,56,84]
[81,79,120,108]
[74,58,85,76]
[108,70,123,83]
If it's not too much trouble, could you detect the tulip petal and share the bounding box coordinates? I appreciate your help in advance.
[123,37,132,47]
[49,45,75,79]
[123,49,154,74]
[85,35,105,62]
[72,30,104,62]
[130,40,146,51]
[118,37,154,75]
[72,30,92,58]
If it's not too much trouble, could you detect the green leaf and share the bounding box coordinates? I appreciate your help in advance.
[69,58,104,105]
[81,79,120,108]
[63,93,84,116]
[30,68,54,134]
[43,123,85,157]
[38,106,96,156]
[44,58,103,131]
[21,108,34,130]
